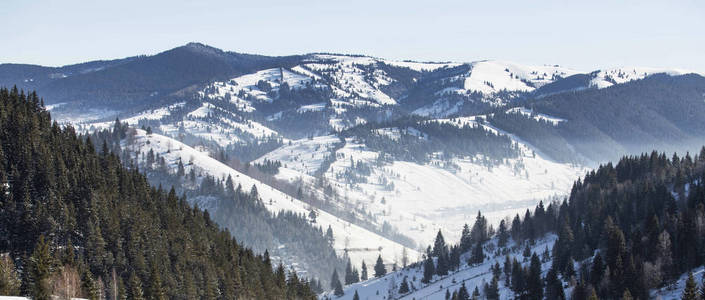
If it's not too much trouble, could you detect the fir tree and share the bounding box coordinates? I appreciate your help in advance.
[28,235,54,300]
[456,282,470,300]
[527,253,543,300]
[147,263,166,300]
[374,255,386,278]
[330,269,342,294]
[0,254,20,296]
[422,256,435,283]
[683,272,698,300]
[360,261,368,281]
[398,276,410,294]
[468,241,483,265]
[471,286,480,300]
[497,220,509,247]
[433,230,446,257]
[128,272,144,300]
[352,290,360,300]
[486,275,500,300]
[344,258,355,285]
[544,267,564,300]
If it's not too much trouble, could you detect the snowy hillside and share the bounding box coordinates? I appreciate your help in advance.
[589,67,692,89]
[257,116,587,247]
[324,235,557,300]
[124,129,419,270]
[463,61,579,96]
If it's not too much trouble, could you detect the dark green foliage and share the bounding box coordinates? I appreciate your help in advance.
[527,253,543,300]
[0,254,20,295]
[27,235,54,300]
[0,88,315,299]
[683,272,698,300]
[374,255,386,278]
[398,276,410,294]
[506,148,705,300]
[331,269,343,296]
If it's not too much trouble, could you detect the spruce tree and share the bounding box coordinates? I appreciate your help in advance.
[433,230,446,257]
[128,272,144,300]
[456,282,470,300]
[544,267,565,300]
[471,286,480,300]
[422,257,435,283]
[527,253,543,300]
[344,258,354,285]
[460,224,472,252]
[330,269,342,291]
[398,277,409,294]
[497,220,509,247]
[469,241,483,265]
[486,275,500,300]
[374,255,386,278]
[28,235,54,300]
[682,272,698,300]
[148,263,166,300]
[360,261,368,281]
[0,255,20,295]
[352,290,360,300]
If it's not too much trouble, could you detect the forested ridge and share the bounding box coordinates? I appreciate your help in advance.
[0,87,316,299]
[410,147,705,300]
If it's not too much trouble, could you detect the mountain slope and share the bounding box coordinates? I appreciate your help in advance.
[0,88,316,299]
[119,129,420,273]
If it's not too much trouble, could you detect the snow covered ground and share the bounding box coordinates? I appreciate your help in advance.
[323,235,557,300]
[125,130,418,270]
[589,67,692,89]
[258,120,587,249]
[463,61,579,95]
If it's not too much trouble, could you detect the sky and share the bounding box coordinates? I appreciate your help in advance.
[1,0,704,73]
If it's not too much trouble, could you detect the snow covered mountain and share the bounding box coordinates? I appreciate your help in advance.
[8,43,705,293]
[121,129,419,272]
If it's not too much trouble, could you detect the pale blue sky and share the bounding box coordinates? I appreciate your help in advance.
[2,0,704,72]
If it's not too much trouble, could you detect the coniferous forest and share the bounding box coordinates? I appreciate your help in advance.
[0,87,316,299]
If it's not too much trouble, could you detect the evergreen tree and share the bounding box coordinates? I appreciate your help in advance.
[0,255,20,295]
[486,275,500,300]
[456,282,470,300]
[28,235,54,300]
[433,230,447,257]
[176,158,185,177]
[683,272,698,300]
[128,272,144,300]
[422,256,435,283]
[544,267,565,300]
[360,261,368,281]
[468,241,483,265]
[352,290,360,300]
[471,286,480,300]
[344,258,355,285]
[147,263,166,300]
[398,277,409,294]
[460,224,472,252]
[325,226,334,246]
[527,253,543,300]
[497,220,509,248]
[330,269,343,296]
[374,255,386,278]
